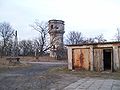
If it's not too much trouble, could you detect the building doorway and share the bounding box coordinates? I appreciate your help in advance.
[103,49,112,70]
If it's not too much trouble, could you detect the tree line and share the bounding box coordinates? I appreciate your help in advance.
[65,31,107,45]
[0,21,120,58]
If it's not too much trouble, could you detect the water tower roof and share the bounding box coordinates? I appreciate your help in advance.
[48,19,64,24]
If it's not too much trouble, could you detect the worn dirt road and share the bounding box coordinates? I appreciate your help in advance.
[0,62,67,90]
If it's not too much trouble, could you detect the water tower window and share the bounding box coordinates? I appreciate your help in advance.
[53,45,55,49]
[51,25,53,29]
[55,25,59,29]
[56,27,59,29]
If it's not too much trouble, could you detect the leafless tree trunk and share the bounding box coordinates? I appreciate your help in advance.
[30,20,56,56]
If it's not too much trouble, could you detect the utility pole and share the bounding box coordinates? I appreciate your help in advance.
[15,31,18,57]
[12,30,18,57]
[117,28,120,41]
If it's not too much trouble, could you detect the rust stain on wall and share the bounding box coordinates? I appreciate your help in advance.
[72,49,90,70]
[80,50,84,68]
[72,49,80,69]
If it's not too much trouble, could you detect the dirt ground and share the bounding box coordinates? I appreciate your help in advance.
[0,56,66,69]
[51,67,120,80]
[0,57,120,90]
[0,62,120,90]
[0,62,69,90]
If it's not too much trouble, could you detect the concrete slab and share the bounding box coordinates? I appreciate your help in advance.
[76,78,96,89]
[64,78,87,90]
[112,86,120,90]
[63,78,120,90]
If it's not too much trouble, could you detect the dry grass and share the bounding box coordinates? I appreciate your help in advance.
[20,56,54,61]
[0,55,66,69]
[0,56,58,64]
[0,57,9,66]
[0,55,65,70]
[0,57,31,69]
[19,56,64,62]
[49,67,120,80]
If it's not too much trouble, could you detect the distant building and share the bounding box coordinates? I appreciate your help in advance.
[67,42,120,71]
[48,19,65,59]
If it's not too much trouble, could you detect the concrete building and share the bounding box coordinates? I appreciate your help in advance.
[67,42,120,71]
[48,19,65,59]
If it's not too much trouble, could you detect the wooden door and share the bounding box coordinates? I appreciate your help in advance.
[72,48,90,70]
[94,49,103,71]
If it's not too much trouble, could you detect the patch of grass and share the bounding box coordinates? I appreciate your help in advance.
[0,67,8,73]
[48,66,69,73]
[19,56,58,62]
[0,63,31,73]
[0,58,31,73]
[49,67,120,80]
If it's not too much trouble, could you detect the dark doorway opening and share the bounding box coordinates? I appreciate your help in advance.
[103,49,112,70]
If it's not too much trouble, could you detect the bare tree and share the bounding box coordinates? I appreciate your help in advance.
[95,34,107,43]
[33,37,45,56]
[84,34,106,43]
[84,37,95,43]
[30,20,56,56]
[18,40,34,56]
[66,31,84,45]
[0,40,2,57]
[6,39,14,56]
[19,40,27,56]
[0,22,14,57]
[66,31,106,45]
[115,28,120,41]
[26,40,34,56]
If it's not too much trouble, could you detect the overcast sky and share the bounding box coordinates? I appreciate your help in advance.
[0,0,120,41]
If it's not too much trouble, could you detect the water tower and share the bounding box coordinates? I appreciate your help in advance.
[48,19,65,58]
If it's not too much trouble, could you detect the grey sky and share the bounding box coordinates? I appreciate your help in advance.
[0,0,120,41]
